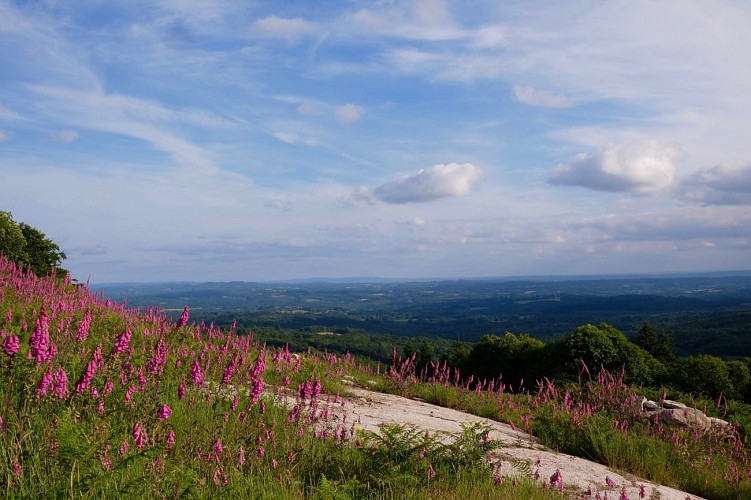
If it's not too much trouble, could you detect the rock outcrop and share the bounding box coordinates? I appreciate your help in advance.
[638,398,734,435]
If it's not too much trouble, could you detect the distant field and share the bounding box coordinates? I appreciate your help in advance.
[97,274,751,357]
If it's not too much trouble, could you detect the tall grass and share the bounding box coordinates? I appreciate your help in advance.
[0,257,565,498]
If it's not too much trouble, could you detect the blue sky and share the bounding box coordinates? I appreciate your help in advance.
[1,0,750,283]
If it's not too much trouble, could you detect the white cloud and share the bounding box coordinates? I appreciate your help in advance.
[54,129,78,144]
[549,140,678,194]
[249,16,318,43]
[335,104,365,124]
[274,131,298,144]
[680,161,751,205]
[0,129,10,142]
[373,163,483,204]
[513,85,572,108]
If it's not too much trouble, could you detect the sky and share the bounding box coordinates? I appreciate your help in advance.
[1,0,750,283]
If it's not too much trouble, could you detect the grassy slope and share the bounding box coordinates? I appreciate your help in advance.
[1,257,749,498]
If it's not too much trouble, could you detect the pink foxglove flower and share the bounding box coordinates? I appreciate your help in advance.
[133,422,146,449]
[176,306,189,328]
[167,430,175,444]
[1,334,19,356]
[190,360,204,386]
[427,464,436,479]
[158,404,172,421]
[111,329,132,355]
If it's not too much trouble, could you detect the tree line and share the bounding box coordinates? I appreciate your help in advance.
[404,321,751,403]
[0,211,67,278]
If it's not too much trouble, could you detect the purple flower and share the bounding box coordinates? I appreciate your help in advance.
[176,306,189,328]
[133,422,146,449]
[190,360,204,386]
[111,329,132,355]
[1,334,20,356]
[158,404,172,421]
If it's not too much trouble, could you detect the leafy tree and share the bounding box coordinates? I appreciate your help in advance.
[671,354,734,399]
[19,223,67,277]
[0,211,67,277]
[726,360,751,401]
[555,323,660,385]
[0,211,28,263]
[463,332,544,388]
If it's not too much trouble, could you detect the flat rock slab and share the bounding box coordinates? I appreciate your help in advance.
[341,387,703,500]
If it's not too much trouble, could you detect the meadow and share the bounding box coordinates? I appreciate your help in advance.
[1,256,749,499]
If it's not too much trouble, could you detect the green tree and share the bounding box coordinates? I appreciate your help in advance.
[636,320,675,363]
[556,323,659,385]
[19,223,67,277]
[0,211,67,277]
[464,332,544,388]
[0,211,28,263]
[671,354,734,399]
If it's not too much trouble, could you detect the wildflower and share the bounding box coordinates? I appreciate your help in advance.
[167,430,175,444]
[214,440,223,456]
[550,469,563,490]
[52,366,69,399]
[238,446,246,467]
[111,329,132,355]
[272,458,278,469]
[190,360,204,386]
[29,309,54,364]
[76,309,92,341]
[178,380,186,399]
[494,476,503,486]
[1,334,19,356]
[620,487,629,500]
[428,464,436,479]
[176,306,189,328]
[606,476,615,489]
[639,485,647,498]
[37,371,53,396]
[133,422,146,449]
[158,404,172,421]
[120,441,129,456]
[250,378,264,404]
[258,446,265,457]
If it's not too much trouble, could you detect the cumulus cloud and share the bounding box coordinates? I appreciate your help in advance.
[373,163,483,204]
[549,140,677,194]
[680,161,751,205]
[335,104,365,124]
[249,16,318,43]
[513,85,572,108]
[54,129,78,144]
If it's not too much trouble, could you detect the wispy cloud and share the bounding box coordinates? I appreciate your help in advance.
[513,85,573,108]
[249,16,319,43]
[335,104,365,124]
[54,130,78,144]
